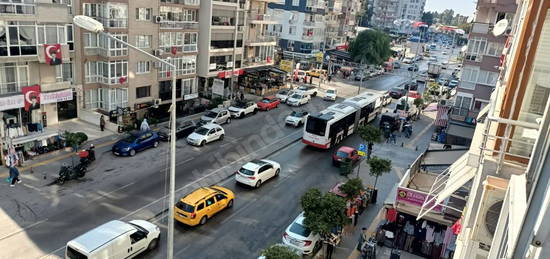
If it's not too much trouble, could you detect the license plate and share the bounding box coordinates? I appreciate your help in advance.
[178,213,186,218]
[114,152,119,155]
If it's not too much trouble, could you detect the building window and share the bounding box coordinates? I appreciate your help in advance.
[55,62,73,82]
[66,24,74,50]
[183,9,197,22]
[486,42,504,57]
[182,78,196,95]
[86,88,128,111]
[292,0,299,6]
[289,26,296,35]
[136,35,152,48]
[159,32,183,53]
[136,61,150,74]
[159,56,196,78]
[477,70,498,86]
[465,37,487,62]
[0,21,37,56]
[136,8,152,21]
[0,62,28,94]
[83,3,128,28]
[136,86,151,98]
[83,33,128,56]
[107,34,128,56]
[0,0,35,15]
[85,60,128,85]
[452,95,472,116]
[183,32,197,52]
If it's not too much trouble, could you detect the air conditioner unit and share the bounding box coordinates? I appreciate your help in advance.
[154,49,164,56]
[153,99,162,106]
[154,16,164,24]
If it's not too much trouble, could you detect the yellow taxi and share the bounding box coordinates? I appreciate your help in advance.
[174,186,235,226]
[306,69,327,78]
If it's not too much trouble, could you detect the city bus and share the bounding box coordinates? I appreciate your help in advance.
[302,92,382,149]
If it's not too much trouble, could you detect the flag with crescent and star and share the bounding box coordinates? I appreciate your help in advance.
[22,85,41,112]
[44,44,62,66]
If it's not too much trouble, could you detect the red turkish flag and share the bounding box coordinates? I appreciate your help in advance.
[44,44,62,66]
[171,46,177,55]
[119,76,127,84]
[22,85,41,112]
[267,56,271,63]
[166,71,171,77]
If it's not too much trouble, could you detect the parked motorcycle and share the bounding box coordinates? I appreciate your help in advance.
[56,145,95,185]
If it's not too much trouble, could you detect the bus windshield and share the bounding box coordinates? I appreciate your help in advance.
[305,117,327,136]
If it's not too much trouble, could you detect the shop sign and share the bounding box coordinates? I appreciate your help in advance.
[280,60,293,73]
[217,69,244,79]
[41,89,73,104]
[134,102,153,110]
[315,52,324,62]
[396,187,443,212]
[184,93,199,100]
[212,79,225,96]
[0,95,24,111]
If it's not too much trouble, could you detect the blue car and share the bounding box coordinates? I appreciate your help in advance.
[112,131,161,156]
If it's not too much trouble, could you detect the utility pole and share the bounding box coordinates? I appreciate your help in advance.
[358,60,364,95]
[229,3,240,100]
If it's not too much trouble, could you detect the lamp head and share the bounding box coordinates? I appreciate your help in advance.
[73,15,104,33]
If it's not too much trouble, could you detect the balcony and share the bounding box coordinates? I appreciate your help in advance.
[160,21,199,30]
[302,34,314,41]
[36,2,70,23]
[303,20,318,27]
[471,22,490,34]
[96,17,128,29]
[0,2,35,15]
[248,13,278,24]
[160,0,200,6]
[246,35,277,46]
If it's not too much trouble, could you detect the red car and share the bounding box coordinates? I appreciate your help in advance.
[256,96,281,111]
[332,146,360,166]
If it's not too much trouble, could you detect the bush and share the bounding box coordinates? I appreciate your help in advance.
[260,244,300,259]
[64,131,88,150]
[339,178,364,198]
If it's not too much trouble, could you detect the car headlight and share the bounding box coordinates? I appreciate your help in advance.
[122,147,130,151]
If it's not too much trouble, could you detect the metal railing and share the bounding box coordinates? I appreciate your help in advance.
[246,35,276,44]
[248,12,273,22]
[160,21,199,30]
[302,34,314,40]
[0,2,35,15]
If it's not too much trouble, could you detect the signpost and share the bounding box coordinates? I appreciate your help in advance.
[358,144,367,157]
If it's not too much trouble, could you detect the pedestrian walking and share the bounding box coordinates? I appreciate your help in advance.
[309,76,313,84]
[354,209,360,226]
[5,151,20,187]
[140,118,151,132]
[99,115,105,131]
[356,227,368,250]
[240,91,245,101]
[328,74,332,83]
[391,133,397,144]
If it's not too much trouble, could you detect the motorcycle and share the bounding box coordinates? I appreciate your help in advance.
[56,146,95,185]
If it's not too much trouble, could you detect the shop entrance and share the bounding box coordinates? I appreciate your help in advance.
[57,93,77,121]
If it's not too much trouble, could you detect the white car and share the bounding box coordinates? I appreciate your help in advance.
[285,111,309,127]
[429,56,437,62]
[287,93,311,106]
[200,108,231,124]
[282,212,321,255]
[294,84,318,97]
[323,88,337,101]
[235,159,281,188]
[276,89,294,103]
[228,101,258,118]
[441,61,448,69]
[442,51,448,55]
[186,124,224,146]
[402,57,413,64]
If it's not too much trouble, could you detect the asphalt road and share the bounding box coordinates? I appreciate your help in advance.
[0,72,417,259]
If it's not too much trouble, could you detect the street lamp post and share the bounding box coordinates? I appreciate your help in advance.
[73,15,178,259]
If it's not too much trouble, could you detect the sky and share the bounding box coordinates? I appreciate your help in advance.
[425,0,476,16]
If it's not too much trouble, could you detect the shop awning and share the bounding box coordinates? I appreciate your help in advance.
[270,67,287,74]
[446,123,475,140]
[417,153,476,220]
[421,149,468,167]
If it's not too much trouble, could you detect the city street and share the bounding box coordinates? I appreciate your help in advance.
[0,71,421,258]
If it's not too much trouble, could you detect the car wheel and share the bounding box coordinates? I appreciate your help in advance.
[312,92,317,97]
[227,199,234,208]
[275,169,280,177]
[255,180,262,188]
[200,140,206,147]
[226,118,231,124]
[253,109,258,114]
[240,113,245,118]
[129,149,136,156]
[298,121,303,127]
[153,141,159,148]
[219,134,224,141]
[200,216,208,225]
[147,238,159,250]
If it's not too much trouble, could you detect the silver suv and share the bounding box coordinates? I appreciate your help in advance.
[200,108,231,125]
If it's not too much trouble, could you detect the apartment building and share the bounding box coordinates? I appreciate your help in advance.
[371,0,425,32]
[268,0,326,65]
[416,0,550,258]
[197,0,278,98]
[452,0,517,122]
[0,1,77,147]
[324,0,361,50]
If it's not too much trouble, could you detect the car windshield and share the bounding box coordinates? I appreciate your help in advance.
[279,90,288,95]
[234,102,248,108]
[291,94,302,99]
[194,127,210,135]
[205,111,218,118]
[261,98,271,103]
[175,201,194,213]
[290,111,302,117]
[336,151,349,158]
[327,90,335,94]
[298,86,307,90]
[124,135,138,143]
[239,167,255,176]
[289,222,311,237]
[391,88,402,92]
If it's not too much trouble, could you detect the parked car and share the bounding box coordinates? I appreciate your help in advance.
[276,89,294,103]
[112,131,161,156]
[323,88,337,101]
[287,93,311,106]
[186,124,225,146]
[256,96,281,111]
[158,120,197,141]
[306,69,326,78]
[200,108,231,124]
[65,220,161,259]
[408,64,419,72]
[295,84,318,97]
[389,87,406,99]
[354,72,366,81]
[235,159,281,188]
[442,51,448,55]
[441,61,448,69]
[404,81,418,91]
[379,113,400,132]
[174,186,234,226]
[285,110,309,127]
[438,77,449,86]
[448,80,459,88]
[381,91,392,106]
[393,61,401,69]
[295,70,307,81]
[228,100,258,118]
[403,57,413,64]
[282,212,321,255]
[332,146,360,166]
[429,56,437,62]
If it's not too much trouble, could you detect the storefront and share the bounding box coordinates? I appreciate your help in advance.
[240,66,286,96]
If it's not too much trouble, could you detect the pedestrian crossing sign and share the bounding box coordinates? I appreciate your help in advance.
[358,144,366,156]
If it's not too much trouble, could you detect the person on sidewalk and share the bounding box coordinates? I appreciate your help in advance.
[140,118,151,132]
[309,76,313,84]
[240,91,245,101]
[99,115,105,132]
[328,74,332,83]
[5,152,21,187]
[356,227,368,250]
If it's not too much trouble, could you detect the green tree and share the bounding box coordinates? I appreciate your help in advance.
[367,156,392,189]
[421,12,434,26]
[414,97,425,108]
[339,158,354,176]
[457,22,472,34]
[260,244,300,259]
[339,178,364,198]
[358,125,383,155]
[441,9,455,25]
[301,188,348,239]
[349,30,392,65]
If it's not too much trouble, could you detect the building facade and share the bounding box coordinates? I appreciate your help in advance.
[417,0,550,258]
[371,0,425,32]
[452,0,517,122]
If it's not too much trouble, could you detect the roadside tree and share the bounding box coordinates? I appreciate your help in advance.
[348,30,392,65]
[260,244,300,259]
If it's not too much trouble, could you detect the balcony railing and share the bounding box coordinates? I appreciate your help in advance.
[160,0,200,5]
[160,21,199,30]
[246,35,277,45]
[0,2,35,15]
[302,34,314,40]
[96,17,128,28]
[248,13,274,23]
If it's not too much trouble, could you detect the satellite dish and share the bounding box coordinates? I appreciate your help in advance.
[492,19,509,36]
[467,15,474,23]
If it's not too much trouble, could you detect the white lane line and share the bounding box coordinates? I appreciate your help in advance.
[160,157,195,172]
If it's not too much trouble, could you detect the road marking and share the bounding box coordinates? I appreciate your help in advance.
[89,181,136,203]
[0,219,48,242]
[160,157,195,172]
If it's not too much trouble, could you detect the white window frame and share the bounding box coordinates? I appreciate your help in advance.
[159,56,196,78]
[136,35,152,49]
[182,78,196,96]
[0,62,29,94]
[85,60,128,85]
[136,8,152,21]
[183,32,197,52]
[136,85,151,99]
[159,32,184,53]
[486,42,504,57]
[55,62,73,82]
[1,21,38,57]
[465,37,487,62]
[136,61,151,74]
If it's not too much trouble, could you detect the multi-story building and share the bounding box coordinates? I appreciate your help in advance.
[416,0,550,258]
[452,0,517,122]
[371,0,425,32]
[268,0,326,65]
[0,1,78,148]
[197,0,278,98]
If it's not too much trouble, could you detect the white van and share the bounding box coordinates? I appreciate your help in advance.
[66,220,160,259]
